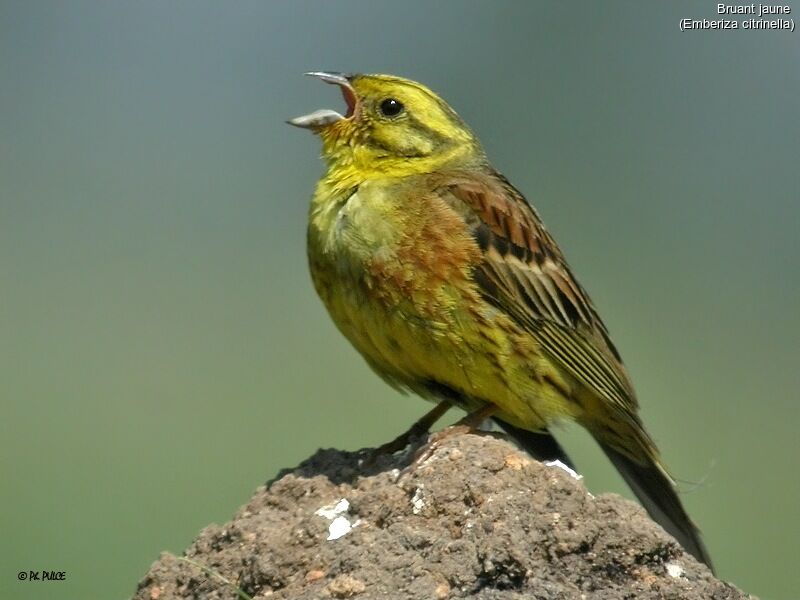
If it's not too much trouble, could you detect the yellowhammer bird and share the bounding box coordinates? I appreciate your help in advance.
[290,72,713,570]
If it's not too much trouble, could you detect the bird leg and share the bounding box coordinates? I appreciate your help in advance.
[408,403,497,469]
[368,400,451,459]
[454,403,498,430]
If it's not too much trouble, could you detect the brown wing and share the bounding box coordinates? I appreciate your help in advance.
[434,169,638,416]
[430,170,715,569]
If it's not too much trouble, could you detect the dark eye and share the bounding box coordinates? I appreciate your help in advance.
[379,98,404,117]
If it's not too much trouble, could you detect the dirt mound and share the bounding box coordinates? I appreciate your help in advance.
[133,433,752,599]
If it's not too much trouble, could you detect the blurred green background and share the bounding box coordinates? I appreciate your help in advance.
[1,1,798,598]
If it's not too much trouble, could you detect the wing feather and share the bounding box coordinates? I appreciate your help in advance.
[427,169,713,570]
[435,170,637,415]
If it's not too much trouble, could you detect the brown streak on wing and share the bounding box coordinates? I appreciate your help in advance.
[433,169,638,414]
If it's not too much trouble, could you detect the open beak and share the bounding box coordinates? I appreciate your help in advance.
[288,71,358,129]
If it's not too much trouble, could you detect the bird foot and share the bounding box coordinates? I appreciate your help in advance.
[361,427,428,467]
[402,424,475,475]
[361,401,452,468]
[402,404,496,475]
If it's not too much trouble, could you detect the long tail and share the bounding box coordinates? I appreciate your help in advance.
[597,438,714,573]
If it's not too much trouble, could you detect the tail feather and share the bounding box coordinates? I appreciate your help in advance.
[599,441,714,573]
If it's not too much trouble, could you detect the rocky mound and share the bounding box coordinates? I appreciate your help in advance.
[133,433,752,599]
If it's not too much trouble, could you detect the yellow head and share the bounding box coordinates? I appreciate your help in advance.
[289,72,485,181]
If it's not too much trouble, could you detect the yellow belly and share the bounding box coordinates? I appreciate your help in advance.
[307,180,581,431]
